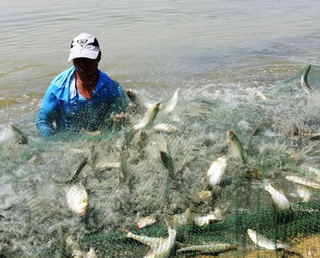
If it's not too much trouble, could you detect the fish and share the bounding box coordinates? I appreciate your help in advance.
[120,228,165,250]
[118,150,130,185]
[160,148,174,179]
[247,229,290,250]
[136,215,157,229]
[65,182,89,216]
[261,179,290,212]
[153,123,177,133]
[193,208,224,227]
[125,88,154,110]
[300,64,312,94]
[207,155,227,186]
[226,129,245,165]
[144,219,177,258]
[286,175,320,190]
[0,124,28,145]
[177,242,237,254]
[132,129,148,149]
[133,102,161,131]
[161,88,180,113]
[94,160,121,171]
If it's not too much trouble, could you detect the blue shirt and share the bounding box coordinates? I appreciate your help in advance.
[36,66,128,137]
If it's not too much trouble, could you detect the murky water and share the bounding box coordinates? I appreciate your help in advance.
[1,0,320,124]
[2,1,320,257]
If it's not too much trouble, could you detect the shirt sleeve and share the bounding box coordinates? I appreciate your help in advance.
[36,86,59,137]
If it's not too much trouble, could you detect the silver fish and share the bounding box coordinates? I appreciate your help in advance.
[286,175,320,190]
[120,228,165,250]
[261,179,290,212]
[247,229,290,250]
[153,123,177,133]
[118,150,130,185]
[136,215,157,229]
[144,220,177,258]
[177,242,237,254]
[126,88,154,110]
[226,129,245,165]
[0,124,28,145]
[300,64,312,94]
[193,208,224,227]
[133,102,161,131]
[207,155,227,187]
[161,88,180,114]
[65,182,89,216]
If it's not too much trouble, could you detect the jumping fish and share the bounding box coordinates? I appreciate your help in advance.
[300,64,312,94]
[207,155,227,186]
[261,179,290,212]
[286,175,320,190]
[65,182,89,216]
[136,215,157,229]
[247,229,290,250]
[161,88,180,113]
[0,124,28,145]
[226,129,245,165]
[133,102,161,131]
[177,242,237,254]
[125,88,154,109]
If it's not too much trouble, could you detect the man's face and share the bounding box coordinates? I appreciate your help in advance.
[73,57,99,78]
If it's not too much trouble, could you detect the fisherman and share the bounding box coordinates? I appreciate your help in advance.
[36,33,128,137]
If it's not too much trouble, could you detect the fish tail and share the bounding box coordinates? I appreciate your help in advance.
[119,228,130,237]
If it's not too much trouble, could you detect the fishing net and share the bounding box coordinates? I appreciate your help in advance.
[1,65,320,257]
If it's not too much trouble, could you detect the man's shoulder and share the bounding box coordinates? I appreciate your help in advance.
[51,67,75,89]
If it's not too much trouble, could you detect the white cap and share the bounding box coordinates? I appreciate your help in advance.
[68,33,101,62]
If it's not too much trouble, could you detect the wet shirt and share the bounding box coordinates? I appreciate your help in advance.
[36,66,128,137]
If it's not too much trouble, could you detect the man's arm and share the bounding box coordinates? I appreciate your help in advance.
[36,89,59,137]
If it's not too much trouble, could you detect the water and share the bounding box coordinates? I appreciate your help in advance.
[2,1,320,257]
[1,0,320,124]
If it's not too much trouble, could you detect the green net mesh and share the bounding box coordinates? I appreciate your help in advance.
[1,65,320,257]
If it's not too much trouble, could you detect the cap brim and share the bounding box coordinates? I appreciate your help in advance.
[68,46,100,62]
